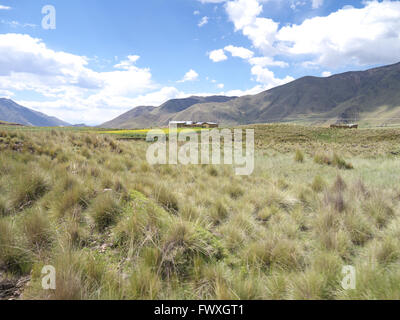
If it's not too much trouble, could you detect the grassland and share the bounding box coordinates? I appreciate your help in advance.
[1,124,400,300]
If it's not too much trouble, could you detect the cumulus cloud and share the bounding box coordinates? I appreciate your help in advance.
[248,56,288,68]
[178,69,199,82]
[220,0,400,69]
[0,5,11,10]
[0,33,160,124]
[277,1,400,68]
[224,45,254,59]
[18,86,186,125]
[250,65,294,88]
[209,49,228,62]
[208,44,291,88]
[198,16,209,27]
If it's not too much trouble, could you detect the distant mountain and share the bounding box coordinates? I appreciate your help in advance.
[102,62,400,128]
[101,96,237,129]
[0,99,70,127]
[72,123,90,127]
[173,62,400,126]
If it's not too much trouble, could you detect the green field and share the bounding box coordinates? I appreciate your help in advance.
[1,124,400,299]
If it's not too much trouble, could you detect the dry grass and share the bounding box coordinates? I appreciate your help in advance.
[0,124,400,300]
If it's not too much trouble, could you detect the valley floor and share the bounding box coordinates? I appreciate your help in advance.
[1,124,400,299]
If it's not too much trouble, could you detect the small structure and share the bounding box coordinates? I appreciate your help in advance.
[169,121,219,129]
[169,121,190,128]
[201,122,218,128]
[330,123,358,129]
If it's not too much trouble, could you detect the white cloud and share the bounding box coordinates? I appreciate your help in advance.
[113,55,140,69]
[311,0,323,9]
[217,83,224,89]
[0,5,11,10]
[248,56,288,68]
[198,16,209,27]
[178,69,199,82]
[0,33,159,124]
[18,86,186,125]
[193,10,200,15]
[250,65,294,88]
[277,1,400,68]
[208,44,290,88]
[219,0,400,69]
[321,71,332,77]
[224,45,254,59]
[209,49,228,62]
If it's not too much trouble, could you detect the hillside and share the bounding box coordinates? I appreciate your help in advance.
[102,62,400,128]
[0,99,70,127]
[174,62,400,126]
[101,96,237,129]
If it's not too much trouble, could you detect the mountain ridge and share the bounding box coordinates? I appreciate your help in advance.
[0,98,70,127]
[101,62,400,128]
[101,95,237,128]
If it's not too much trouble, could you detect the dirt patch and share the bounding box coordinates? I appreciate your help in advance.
[0,271,30,300]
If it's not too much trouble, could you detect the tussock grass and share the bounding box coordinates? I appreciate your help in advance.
[1,125,400,300]
[89,192,123,231]
[294,149,304,163]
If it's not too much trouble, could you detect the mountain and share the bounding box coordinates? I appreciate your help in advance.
[101,96,237,128]
[72,123,90,127]
[102,62,400,128]
[173,62,400,126]
[0,99,70,127]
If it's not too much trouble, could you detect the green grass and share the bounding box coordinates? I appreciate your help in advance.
[1,124,400,300]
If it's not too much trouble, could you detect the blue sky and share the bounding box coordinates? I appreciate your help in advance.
[0,0,400,124]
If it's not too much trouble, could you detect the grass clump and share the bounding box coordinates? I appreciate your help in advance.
[90,193,123,231]
[11,169,49,211]
[314,152,353,169]
[294,149,304,163]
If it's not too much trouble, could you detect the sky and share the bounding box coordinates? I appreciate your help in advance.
[0,0,400,125]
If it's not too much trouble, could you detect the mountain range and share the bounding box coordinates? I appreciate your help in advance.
[0,98,70,127]
[100,96,237,129]
[1,62,400,128]
[101,61,400,128]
